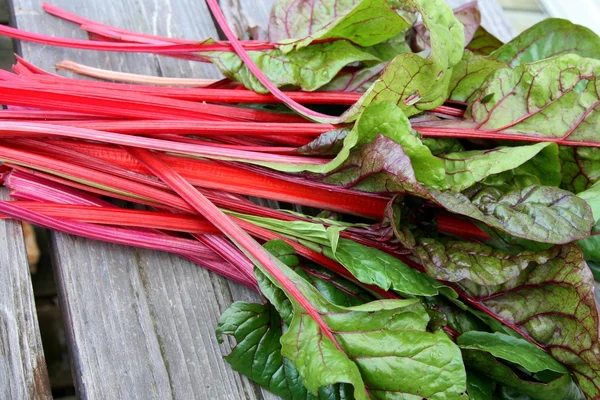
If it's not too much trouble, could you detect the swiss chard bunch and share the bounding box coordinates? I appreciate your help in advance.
[0,0,599,399]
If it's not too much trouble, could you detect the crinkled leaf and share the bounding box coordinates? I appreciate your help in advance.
[462,350,585,400]
[415,238,558,285]
[559,146,600,193]
[315,134,434,193]
[433,298,490,334]
[268,0,412,49]
[336,0,464,121]
[309,134,593,243]
[467,26,503,55]
[456,245,600,398]
[448,50,505,102]
[466,370,495,400]
[458,331,569,374]
[384,198,416,248]
[205,41,378,93]
[440,143,553,191]
[490,19,600,67]
[431,185,594,244]
[321,34,410,92]
[439,54,600,145]
[413,1,481,50]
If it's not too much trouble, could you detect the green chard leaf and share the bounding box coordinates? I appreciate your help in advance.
[204,41,377,93]
[578,181,600,222]
[463,350,585,400]
[577,220,600,262]
[268,0,413,49]
[221,241,468,399]
[440,142,554,192]
[458,332,569,374]
[490,19,600,67]
[412,0,481,50]
[559,146,600,193]
[218,241,374,400]
[337,0,465,122]
[269,283,467,399]
[454,245,600,398]
[236,212,448,297]
[414,238,559,285]
[431,54,600,145]
[431,185,593,244]
[307,119,593,243]
[448,50,506,102]
[466,370,495,400]
[467,26,503,55]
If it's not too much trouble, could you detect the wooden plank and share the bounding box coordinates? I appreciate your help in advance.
[539,0,600,35]
[9,1,270,399]
[0,188,52,400]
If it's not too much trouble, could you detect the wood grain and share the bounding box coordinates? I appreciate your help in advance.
[0,188,52,400]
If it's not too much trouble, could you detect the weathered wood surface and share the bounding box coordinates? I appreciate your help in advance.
[5,0,515,399]
[0,188,52,400]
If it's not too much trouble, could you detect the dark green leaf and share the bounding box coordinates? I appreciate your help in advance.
[462,350,585,400]
[490,19,600,67]
[458,331,569,374]
[328,238,448,297]
[577,221,600,262]
[466,370,495,400]
[423,137,464,155]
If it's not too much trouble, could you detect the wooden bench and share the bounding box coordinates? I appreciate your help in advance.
[1,1,514,398]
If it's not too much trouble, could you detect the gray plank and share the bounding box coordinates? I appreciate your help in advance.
[9,0,266,399]
[0,188,52,400]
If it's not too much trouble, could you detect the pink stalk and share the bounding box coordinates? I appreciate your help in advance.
[0,24,275,53]
[414,126,600,148]
[0,122,328,165]
[0,200,220,261]
[204,0,333,121]
[128,147,346,352]
[3,169,256,286]
[56,60,218,86]
[38,120,331,136]
[0,81,306,123]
